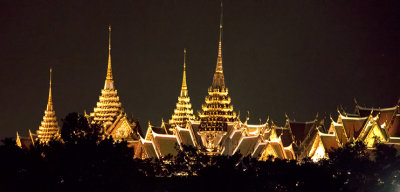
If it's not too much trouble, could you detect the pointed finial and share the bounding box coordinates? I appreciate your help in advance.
[47,68,53,111]
[354,97,359,106]
[216,1,223,73]
[49,68,52,86]
[106,25,113,81]
[220,1,223,29]
[180,48,188,96]
[184,48,187,70]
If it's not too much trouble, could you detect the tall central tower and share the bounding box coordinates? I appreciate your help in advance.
[90,25,123,129]
[198,3,236,153]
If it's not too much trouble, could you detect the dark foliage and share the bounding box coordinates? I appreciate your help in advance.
[61,112,101,142]
[1,114,399,192]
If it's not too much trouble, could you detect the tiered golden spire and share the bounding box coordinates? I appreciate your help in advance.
[198,2,235,153]
[90,25,123,128]
[169,49,195,128]
[199,1,235,129]
[37,68,60,143]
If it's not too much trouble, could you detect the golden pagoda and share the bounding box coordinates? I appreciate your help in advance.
[90,25,123,129]
[198,3,236,153]
[37,68,60,143]
[169,49,195,128]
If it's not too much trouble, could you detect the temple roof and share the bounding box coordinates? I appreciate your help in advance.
[387,114,400,137]
[319,132,339,152]
[356,105,398,125]
[151,125,173,135]
[288,121,316,144]
[340,115,368,140]
[274,127,293,147]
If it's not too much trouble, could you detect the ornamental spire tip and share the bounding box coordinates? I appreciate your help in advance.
[106,25,113,81]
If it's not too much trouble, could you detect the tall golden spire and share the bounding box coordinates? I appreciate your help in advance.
[47,68,53,111]
[107,25,113,81]
[169,49,195,128]
[104,25,114,90]
[90,25,123,128]
[212,2,225,89]
[199,2,236,153]
[37,68,60,143]
[216,1,223,73]
[181,48,188,96]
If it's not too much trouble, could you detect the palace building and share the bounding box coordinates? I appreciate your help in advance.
[137,5,295,160]
[16,6,400,162]
[308,100,400,161]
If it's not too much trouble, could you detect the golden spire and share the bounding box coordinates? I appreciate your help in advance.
[180,49,188,96]
[106,25,113,81]
[90,25,123,128]
[37,68,60,143]
[169,49,195,128]
[198,2,236,153]
[104,25,115,90]
[212,2,225,88]
[216,1,223,73]
[47,68,53,111]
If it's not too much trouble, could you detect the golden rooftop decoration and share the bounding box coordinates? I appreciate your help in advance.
[169,49,195,128]
[90,25,123,128]
[37,68,60,143]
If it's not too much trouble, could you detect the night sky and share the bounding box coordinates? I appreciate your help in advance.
[0,0,399,139]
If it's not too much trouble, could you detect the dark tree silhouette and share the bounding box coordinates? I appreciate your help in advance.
[1,113,400,192]
[61,112,101,142]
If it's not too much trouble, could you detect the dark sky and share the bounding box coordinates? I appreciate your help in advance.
[0,0,399,139]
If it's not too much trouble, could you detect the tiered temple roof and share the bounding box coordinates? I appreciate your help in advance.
[37,69,60,143]
[169,49,195,128]
[308,101,400,161]
[90,25,123,129]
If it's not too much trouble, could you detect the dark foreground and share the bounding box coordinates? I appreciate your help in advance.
[1,135,399,192]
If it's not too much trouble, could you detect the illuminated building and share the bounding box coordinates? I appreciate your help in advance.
[16,9,400,162]
[265,115,324,160]
[168,49,195,129]
[308,100,400,161]
[138,4,294,160]
[88,25,140,142]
